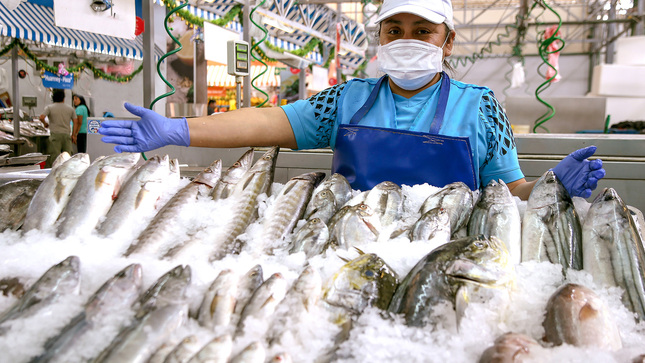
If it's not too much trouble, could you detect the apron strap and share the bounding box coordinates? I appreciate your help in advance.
[428,71,450,134]
[349,76,387,125]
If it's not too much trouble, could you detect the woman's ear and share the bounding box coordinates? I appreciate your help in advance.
[444,30,456,58]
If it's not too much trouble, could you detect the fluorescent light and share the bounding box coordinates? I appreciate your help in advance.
[263,18,295,34]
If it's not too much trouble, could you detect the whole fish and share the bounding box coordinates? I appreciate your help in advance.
[327,203,379,250]
[521,171,583,270]
[229,341,265,363]
[468,179,522,265]
[50,151,71,169]
[236,273,288,335]
[162,335,201,363]
[323,251,399,315]
[305,173,352,220]
[56,153,140,239]
[98,155,180,237]
[230,265,264,328]
[419,181,473,236]
[543,283,622,350]
[134,265,192,319]
[30,264,143,363]
[259,171,325,254]
[582,188,645,320]
[93,302,188,363]
[209,147,279,261]
[22,153,90,233]
[314,173,352,207]
[409,207,451,246]
[0,256,81,326]
[388,235,514,327]
[125,160,221,258]
[304,188,337,224]
[211,148,254,200]
[186,334,232,363]
[0,179,42,231]
[290,218,330,258]
[197,269,238,330]
[478,332,544,363]
[362,181,403,229]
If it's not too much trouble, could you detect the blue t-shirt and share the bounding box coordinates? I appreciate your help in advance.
[281,76,524,188]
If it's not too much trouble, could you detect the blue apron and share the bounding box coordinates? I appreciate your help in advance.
[331,72,477,191]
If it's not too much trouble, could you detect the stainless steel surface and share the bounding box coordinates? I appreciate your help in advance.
[242,0,251,108]
[506,97,607,133]
[143,0,155,111]
[12,46,20,155]
[166,103,207,117]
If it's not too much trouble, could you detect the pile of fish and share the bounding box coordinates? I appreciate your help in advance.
[0,147,644,363]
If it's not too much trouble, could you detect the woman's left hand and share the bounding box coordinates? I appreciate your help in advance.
[551,145,606,198]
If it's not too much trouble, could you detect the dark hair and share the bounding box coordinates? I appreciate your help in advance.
[52,89,65,103]
[208,99,216,105]
[74,95,91,117]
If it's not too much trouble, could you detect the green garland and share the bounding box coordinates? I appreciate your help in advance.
[1,38,144,83]
[264,38,321,59]
[161,0,242,28]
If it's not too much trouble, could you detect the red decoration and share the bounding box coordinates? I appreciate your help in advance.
[289,67,301,74]
[135,16,145,36]
[328,78,337,86]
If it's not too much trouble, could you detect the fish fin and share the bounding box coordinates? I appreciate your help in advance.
[338,256,350,263]
[454,285,469,332]
[578,303,599,321]
[354,247,365,255]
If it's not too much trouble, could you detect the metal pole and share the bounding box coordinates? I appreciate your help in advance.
[298,67,306,100]
[11,46,20,156]
[637,0,644,35]
[236,76,242,109]
[336,5,342,84]
[242,0,251,108]
[605,0,617,64]
[142,0,155,111]
[193,28,207,112]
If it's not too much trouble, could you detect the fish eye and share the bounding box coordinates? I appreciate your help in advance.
[311,218,320,223]
[233,162,241,167]
[364,270,375,277]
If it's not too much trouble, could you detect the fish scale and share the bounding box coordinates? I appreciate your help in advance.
[211,148,254,201]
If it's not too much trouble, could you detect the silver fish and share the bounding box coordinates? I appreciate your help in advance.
[468,179,522,265]
[22,153,90,233]
[186,334,232,363]
[162,335,201,363]
[304,188,337,224]
[31,264,143,363]
[388,235,514,327]
[419,181,474,236]
[229,342,265,363]
[328,203,379,250]
[230,265,264,328]
[409,207,451,246]
[259,172,325,254]
[211,148,254,200]
[521,171,582,270]
[125,160,221,258]
[197,269,238,330]
[98,155,180,237]
[236,273,287,335]
[210,146,278,261]
[0,256,81,326]
[134,265,192,319]
[0,179,42,231]
[56,153,140,239]
[290,218,330,258]
[478,332,544,363]
[313,173,352,209]
[582,188,645,319]
[50,151,71,169]
[543,283,622,350]
[362,181,403,229]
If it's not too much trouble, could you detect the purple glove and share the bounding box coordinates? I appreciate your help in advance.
[550,145,606,198]
[99,102,190,153]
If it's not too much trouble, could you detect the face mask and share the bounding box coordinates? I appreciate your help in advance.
[377,38,447,91]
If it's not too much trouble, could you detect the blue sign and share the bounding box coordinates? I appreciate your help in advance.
[88,120,101,134]
[42,71,74,89]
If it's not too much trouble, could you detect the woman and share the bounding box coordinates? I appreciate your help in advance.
[73,95,90,153]
[98,0,604,200]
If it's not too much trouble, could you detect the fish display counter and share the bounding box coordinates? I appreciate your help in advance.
[1,144,645,362]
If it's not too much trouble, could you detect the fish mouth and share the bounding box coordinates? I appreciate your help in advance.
[445,259,504,286]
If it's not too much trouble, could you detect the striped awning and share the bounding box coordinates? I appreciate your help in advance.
[207,64,280,88]
[0,1,161,60]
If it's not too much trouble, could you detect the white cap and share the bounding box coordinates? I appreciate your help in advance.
[375,0,454,31]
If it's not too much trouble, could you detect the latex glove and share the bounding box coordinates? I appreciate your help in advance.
[550,145,606,198]
[99,102,190,153]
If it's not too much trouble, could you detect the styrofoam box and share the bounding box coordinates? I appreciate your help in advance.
[591,64,645,97]
[615,36,645,66]
[605,96,645,125]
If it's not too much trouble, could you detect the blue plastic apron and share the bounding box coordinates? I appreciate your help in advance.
[331,72,477,191]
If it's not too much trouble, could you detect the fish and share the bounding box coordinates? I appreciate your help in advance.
[50,151,71,169]
[543,283,622,350]
[186,334,232,363]
[229,341,265,363]
[304,188,337,224]
[468,179,522,265]
[327,203,379,250]
[197,269,238,330]
[419,181,474,236]
[162,335,201,363]
[30,264,143,363]
[290,218,330,258]
[125,160,221,258]
[259,171,325,254]
[209,146,279,261]
[22,153,90,233]
[56,153,140,239]
[361,181,404,230]
[0,256,81,326]
[521,171,583,270]
[409,207,451,246]
[478,332,544,363]
[133,265,192,319]
[211,148,254,200]
[98,155,180,237]
[582,188,645,320]
[322,251,399,315]
[313,173,352,209]
[230,265,264,328]
[388,235,514,327]
[236,273,288,336]
[0,179,42,231]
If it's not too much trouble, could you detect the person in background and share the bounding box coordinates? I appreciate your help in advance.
[103,112,115,118]
[207,99,216,115]
[40,89,78,168]
[98,0,605,200]
[72,95,90,153]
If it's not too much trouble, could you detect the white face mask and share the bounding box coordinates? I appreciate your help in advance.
[377,38,447,91]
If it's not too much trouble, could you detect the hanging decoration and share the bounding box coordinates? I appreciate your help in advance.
[160,0,242,28]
